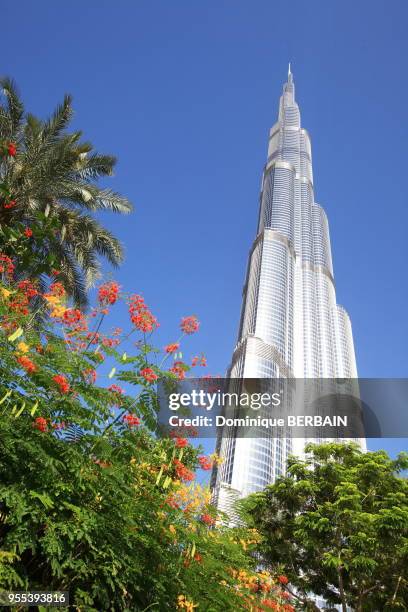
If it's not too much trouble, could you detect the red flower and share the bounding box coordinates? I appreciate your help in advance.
[180,315,199,335]
[140,367,158,383]
[17,355,37,374]
[17,279,38,299]
[52,421,66,430]
[49,282,66,297]
[200,513,215,526]
[123,413,141,428]
[169,361,186,380]
[4,200,16,209]
[128,294,159,332]
[33,416,47,432]
[192,355,207,367]
[173,458,195,482]
[7,142,16,157]
[278,575,289,585]
[23,227,33,238]
[98,281,120,306]
[175,437,188,448]
[108,384,124,395]
[63,308,87,330]
[198,456,213,470]
[83,368,97,384]
[53,374,70,394]
[0,254,14,277]
[165,342,179,354]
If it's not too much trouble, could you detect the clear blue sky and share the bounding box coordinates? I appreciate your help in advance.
[2,0,407,456]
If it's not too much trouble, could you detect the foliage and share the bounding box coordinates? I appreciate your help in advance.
[240,442,408,612]
[0,78,133,306]
[0,272,295,611]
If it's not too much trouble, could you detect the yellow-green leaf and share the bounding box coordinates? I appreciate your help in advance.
[14,403,26,418]
[108,367,116,379]
[162,476,172,489]
[0,390,12,405]
[155,465,164,486]
[8,327,23,342]
[30,401,39,416]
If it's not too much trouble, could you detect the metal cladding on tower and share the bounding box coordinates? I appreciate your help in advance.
[212,69,365,510]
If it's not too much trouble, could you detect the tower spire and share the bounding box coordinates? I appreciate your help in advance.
[288,62,291,77]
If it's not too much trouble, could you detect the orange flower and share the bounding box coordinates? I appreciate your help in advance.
[165,342,179,353]
[53,374,70,394]
[17,355,37,374]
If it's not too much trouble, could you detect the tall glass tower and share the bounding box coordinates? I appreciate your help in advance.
[212,67,363,513]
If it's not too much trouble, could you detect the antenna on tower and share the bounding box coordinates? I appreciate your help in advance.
[288,62,292,77]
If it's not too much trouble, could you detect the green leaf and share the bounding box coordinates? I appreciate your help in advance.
[29,491,54,509]
[108,367,116,379]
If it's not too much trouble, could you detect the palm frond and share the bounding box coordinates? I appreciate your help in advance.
[41,94,73,142]
[0,77,24,138]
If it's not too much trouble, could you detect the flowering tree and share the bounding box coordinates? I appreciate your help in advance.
[0,266,298,611]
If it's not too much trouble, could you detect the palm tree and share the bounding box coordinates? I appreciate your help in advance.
[0,77,133,306]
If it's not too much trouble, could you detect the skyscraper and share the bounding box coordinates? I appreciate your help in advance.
[212,67,363,512]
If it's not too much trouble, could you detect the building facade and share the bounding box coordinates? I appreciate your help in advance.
[212,67,363,510]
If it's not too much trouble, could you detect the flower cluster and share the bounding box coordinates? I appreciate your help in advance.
[108,384,124,394]
[180,315,199,335]
[200,513,215,526]
[173,458,195,482]
[140,367,158,383]
[3,199,16,210]
[128,294,159,332]
[165,342,179,354]
[0,254,15,278]
[191,354,206,367]
[1,141,17,157]
[123,413,141,428]
[175,437,188,448]
[33,416,47,432]
[165,481,211,514]
[17,355,37,374]
[176,595,197,611]
[52,374,70,394]
[98,281,120,306]
[169,361,187,380]
[83,368,97,384]
[198,455,213,470]
[17,280,38,299]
